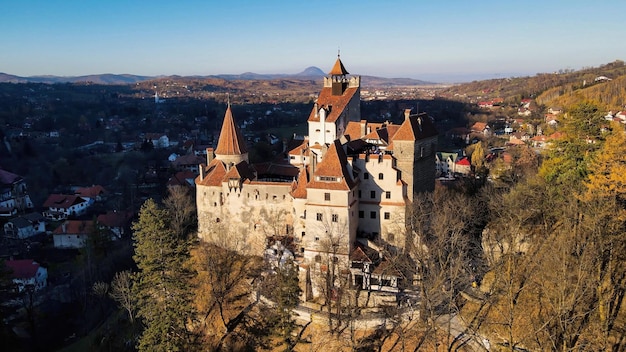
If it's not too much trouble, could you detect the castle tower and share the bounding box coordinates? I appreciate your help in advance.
[307,55,361,152]
[214,104,249,168]
[391,109,438,198]
[302,140,359,263]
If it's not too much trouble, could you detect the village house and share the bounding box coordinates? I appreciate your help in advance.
[52,220,96,249]
[3,213,46,239]
[4,259,48,292]
[42,194,89,220]
[470,122,491,137]
[144,133,170,148]
[97,210,133,240]
[74,185,106,205]
[0,168,34,217]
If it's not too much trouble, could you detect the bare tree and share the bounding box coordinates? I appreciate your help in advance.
[163,185,197,239]
[109,270,135,323]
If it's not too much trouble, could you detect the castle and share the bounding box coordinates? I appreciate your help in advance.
[196,56,437,296]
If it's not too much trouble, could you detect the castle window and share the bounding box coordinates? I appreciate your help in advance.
[378,173,384,180]
[359,211,364,218]
[332,214,338,222]
[333,257,339,264]
[316,213,322,221]
[315,255,321,263]
[388,233,395,242]
[301,231,305,237]
[386,191,391,199]
[363,173,369,180]
[370,191,375,199]
[384,212,390,220]
[315,236,320,241]
[358,190,362,198]
[324,193,331,201]
[370,211,376,219]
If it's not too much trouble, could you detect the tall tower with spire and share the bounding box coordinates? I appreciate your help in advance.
[214,104,248,168]
[307,54,361,152]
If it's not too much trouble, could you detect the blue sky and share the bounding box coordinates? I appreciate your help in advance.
[2,0,625,82]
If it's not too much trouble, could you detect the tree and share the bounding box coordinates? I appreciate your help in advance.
[470,141,486,172]
[191,242,264,350]
[163,185,197,240]
[110,270,136,323]
[267,259,302,348]
[407,187,490,350]
[132,199,196,351]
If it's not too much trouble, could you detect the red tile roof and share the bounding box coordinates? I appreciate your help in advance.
[307,140,357,191]
[392,113,438,141]
[215,105,248,156]
[167,170,197,187]
[329,56,349,76]
[43,194,87,209]
[97,210,133,228]
[53,220,95,235]
[0,168,22,186]
[290,166,308,199]
[350,246,373,263]
[75,185,106,198]
[344,121,364,140]
[197,159,228,187]
[307,87,359,124]
[5,259,40,279]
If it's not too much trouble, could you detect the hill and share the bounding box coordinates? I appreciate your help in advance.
[440,60,626,110]
[0,67,433,88]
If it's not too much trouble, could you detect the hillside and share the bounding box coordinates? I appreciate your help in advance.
[441,60,626,110]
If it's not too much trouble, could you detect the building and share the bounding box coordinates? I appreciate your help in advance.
[195,56,437,296]
[5,259,47,292]
[0,168,34,217]
[3,213,46,239]
[42,194,90,220]
[52,220,96,248]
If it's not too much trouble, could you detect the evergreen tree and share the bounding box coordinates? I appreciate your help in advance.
[271,259,301,347]
[132,199,196,351]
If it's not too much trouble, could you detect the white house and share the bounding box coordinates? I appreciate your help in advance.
[97,210,133,240]
[0,168,34,217]
[52,220,95,249]
[42,194,89,220]
[5,259,47,292]
[3,213,46,239]
[145,133,170,148]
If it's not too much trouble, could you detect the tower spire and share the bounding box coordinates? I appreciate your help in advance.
[214,104,249,165]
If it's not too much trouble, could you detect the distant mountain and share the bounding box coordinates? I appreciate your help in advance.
[0,72,152,84]
[0,67,434,86]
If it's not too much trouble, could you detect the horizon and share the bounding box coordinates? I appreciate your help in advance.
[2,0,625,83]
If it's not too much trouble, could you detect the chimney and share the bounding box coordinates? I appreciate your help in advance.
[206,147,214,164]
[360,120,366,137]
[62,221,67,233]
[199,164,204,181]
[404,109,412,121]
